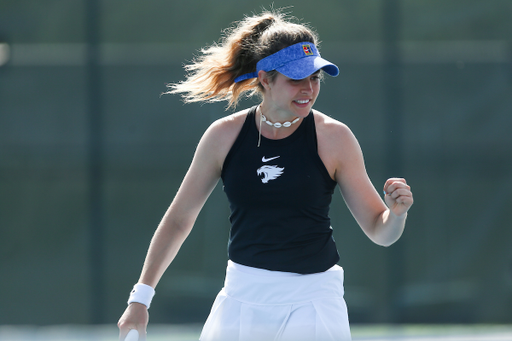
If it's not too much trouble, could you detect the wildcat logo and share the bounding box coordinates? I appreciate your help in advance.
[257,165,284,184]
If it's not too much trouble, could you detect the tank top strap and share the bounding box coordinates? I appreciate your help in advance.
[222,106,257,177]
[304,111,319,154]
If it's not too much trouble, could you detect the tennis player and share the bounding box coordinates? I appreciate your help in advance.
[118,10,413,341]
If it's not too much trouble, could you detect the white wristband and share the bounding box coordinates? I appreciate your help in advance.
[128,283,155,309]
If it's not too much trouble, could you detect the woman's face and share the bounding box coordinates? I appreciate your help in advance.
[260,71,321,119]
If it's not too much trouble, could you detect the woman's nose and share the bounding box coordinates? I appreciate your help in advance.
[301,79,313,93]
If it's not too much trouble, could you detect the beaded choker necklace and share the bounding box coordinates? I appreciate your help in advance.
[257,105,301,147]
[261,114,300,128]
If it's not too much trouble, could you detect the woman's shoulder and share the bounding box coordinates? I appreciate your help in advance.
[216,108,250,128]
[312,109,354,140]
[312,109,363,180]
[207,108,249,138]
[198,108,250,155]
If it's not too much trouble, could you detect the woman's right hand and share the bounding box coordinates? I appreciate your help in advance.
[118,303,149,341]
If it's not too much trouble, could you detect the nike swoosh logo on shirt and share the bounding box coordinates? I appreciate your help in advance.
[262,156,280,162]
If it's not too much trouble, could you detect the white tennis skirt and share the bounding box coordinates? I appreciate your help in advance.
[199,261,351,341]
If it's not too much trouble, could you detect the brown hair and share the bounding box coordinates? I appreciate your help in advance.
[165,10,319,109]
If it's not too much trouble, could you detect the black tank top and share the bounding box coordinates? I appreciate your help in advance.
[221,106,339,274]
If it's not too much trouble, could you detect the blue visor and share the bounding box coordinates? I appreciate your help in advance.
[234,42,339,83]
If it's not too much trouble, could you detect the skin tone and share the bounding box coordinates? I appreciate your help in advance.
[258,70,321,139]
[118,70,413,340]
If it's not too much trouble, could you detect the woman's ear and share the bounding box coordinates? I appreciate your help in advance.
[258,70,271,91]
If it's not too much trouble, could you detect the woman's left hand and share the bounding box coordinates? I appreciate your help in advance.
[383,178,413,217]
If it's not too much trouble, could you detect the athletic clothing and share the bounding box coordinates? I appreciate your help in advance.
[221,106,339,274]
[199,261,352,341]
[201,108,351,340]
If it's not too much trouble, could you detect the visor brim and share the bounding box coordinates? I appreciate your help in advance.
[276,56,339,80]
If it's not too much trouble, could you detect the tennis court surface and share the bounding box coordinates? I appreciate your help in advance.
[1,324,512,341]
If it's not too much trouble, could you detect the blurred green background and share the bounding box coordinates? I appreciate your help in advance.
[0,0,511,327]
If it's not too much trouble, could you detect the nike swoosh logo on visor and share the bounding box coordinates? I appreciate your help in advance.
[262,156,280,162]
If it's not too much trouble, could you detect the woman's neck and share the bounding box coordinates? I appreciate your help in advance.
[256,105,302,140]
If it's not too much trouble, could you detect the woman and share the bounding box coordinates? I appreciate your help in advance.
[118,10,413,341]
